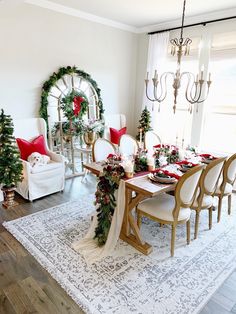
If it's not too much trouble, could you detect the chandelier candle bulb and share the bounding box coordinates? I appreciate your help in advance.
[154,70,158,79]
[146,72,149,80]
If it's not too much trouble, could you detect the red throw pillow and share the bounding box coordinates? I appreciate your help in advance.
[16,135,48,160]
[110,127,127,145]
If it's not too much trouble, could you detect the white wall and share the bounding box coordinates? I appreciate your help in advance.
[0,2,137,133]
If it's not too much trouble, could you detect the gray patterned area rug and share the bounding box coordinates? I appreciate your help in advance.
[3,196,236,314]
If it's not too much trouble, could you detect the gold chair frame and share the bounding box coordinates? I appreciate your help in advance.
[191,157,226,239]
[92,138,116,162]
[137,165,204,257]
[213,153,236,222]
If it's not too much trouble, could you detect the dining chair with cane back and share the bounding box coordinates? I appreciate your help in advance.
[144,131,161,154]
[119,134,139,156]
[191,157,226,239]
[213,153,236,223]
[137,165,204,257]
[92,138,116,162]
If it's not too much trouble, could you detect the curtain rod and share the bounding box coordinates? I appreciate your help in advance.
[148,15,236,35]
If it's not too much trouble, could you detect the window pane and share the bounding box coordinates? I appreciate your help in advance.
[201,54,236,153]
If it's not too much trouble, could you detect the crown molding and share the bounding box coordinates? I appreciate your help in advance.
[138,7,236,34]
[24,0,139,33]
[24,0,236,35]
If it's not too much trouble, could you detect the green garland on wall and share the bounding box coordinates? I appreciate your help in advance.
[39,66,104,123]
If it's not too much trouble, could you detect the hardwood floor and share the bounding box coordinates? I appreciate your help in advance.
[0,174,235,314]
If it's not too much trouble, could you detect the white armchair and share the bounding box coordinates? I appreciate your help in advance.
[13,118,65,201]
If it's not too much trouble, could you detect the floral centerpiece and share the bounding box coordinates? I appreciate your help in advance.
[134,148,148,172]
[153,144,179,167]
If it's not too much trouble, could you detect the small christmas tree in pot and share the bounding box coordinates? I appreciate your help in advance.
[136,106,152,143]
[0,109,23,208]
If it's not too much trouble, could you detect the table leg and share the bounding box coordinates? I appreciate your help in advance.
[120,186,153,255]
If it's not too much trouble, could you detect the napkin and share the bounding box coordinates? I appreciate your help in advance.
[152,169,180,180]
[176,160,199,167]
[199,153,216,159]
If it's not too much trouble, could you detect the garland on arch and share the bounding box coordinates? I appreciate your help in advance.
[39,66,104,124]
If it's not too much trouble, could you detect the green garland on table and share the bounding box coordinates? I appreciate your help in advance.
[94,164,125,246]
[39,66,104,125]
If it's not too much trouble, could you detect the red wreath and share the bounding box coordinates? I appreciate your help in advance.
[73,96,85,116]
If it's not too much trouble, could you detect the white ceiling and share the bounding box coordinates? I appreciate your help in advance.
[48,0,236,28]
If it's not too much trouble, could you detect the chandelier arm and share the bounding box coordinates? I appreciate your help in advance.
[181,72,197,104]
[194,85,211,104]
[145,81,156,102]
[155,72,172,102]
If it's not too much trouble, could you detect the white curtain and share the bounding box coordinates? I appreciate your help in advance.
[143,32,170,133]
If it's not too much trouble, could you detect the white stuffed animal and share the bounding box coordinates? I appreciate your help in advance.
[27,152,50,167]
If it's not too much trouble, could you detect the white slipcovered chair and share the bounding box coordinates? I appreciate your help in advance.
[144,131,161,154]
[92,138,116,162]
[119,134,139,156]
[191,157,226,239]
[137,165,204,256]
[103,114,126,141]
[213,153,236,222]
[13,118,65,201]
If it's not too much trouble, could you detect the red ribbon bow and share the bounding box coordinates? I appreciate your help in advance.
[73,96,85,116]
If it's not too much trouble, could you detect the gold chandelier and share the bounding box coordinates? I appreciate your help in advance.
[145,0,212,113]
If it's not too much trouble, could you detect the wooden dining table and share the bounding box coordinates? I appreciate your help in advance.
[84,162,177,255]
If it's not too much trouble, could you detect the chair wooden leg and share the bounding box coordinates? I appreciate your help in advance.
[160,223,163,227]
[209,207,213,230]
[194,211,200,240]
[137,211,142,229]
[171,224,176,257]
[228,194,232,215]
[217,197,223,223]
[186,220,190,245]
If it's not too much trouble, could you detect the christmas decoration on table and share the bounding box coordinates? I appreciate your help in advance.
[136,106,152,142]
[153,144,179,167]
[134,148,148,172]
[176,160,199,172]
[0,109,23,208]
[94,164,125,246]
[106,154,122,164]
[152,168,180,180]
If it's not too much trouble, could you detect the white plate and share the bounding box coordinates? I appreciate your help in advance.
[148,173,176,184]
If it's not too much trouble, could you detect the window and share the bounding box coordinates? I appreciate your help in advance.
[201,31,236,154]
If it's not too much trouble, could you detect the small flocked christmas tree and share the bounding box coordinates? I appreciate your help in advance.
[0,109,23,207]
[136,106,152,142]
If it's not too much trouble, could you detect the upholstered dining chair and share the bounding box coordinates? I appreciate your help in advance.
[103,113,126,141]
[137,165,204,257]
[119,134,139,156]
[191,157,226,239]
[213,153,236,223]
[144,131,161,154]
[92,138,116,162]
